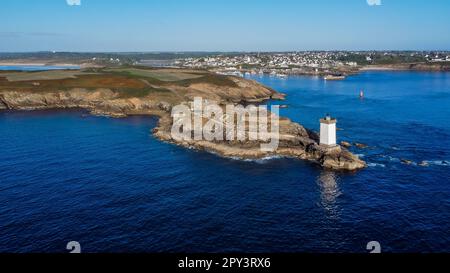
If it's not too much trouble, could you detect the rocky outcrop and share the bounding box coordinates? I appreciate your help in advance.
[355,143,369,149]
[340,141,352,148]
[173,76,284,103]
[0,88,162,117]
[0,77,365,171]
[153,113,366,171]
[0,95,9,109]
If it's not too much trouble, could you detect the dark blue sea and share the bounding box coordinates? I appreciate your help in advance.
[0,70,449,253]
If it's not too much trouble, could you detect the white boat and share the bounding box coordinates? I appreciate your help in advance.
[324,75,345,80]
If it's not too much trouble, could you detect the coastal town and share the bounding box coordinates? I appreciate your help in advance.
[176,51,360,77]
[173,51,450,77]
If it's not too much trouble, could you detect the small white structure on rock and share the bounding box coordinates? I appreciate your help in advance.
[320,115,337,147]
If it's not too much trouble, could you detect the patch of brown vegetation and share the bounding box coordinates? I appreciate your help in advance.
[0,73,151,96]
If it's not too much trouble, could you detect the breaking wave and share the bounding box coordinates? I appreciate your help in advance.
[422,160,450,167]
[230,155,286,164]
[367,163,386,168]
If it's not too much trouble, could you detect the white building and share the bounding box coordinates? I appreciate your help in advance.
[320,115,337,147]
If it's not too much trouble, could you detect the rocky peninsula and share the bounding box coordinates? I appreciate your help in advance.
[0,66,366,171]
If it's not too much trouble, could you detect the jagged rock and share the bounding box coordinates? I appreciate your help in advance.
[355,143,369,149]
[340,141,352,148]
[401,159,414,165]
[153,111,366,172]
[158,101,172,112]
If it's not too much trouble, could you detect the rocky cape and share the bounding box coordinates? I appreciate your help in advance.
[0,74,366,171]
[361,62,450,72]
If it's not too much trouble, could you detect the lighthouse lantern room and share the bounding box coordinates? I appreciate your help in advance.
[320,115,337,147]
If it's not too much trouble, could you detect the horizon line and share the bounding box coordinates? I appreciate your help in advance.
[1,50,450,54]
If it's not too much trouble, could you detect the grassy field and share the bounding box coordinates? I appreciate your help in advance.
[105,67,203,82]
[0,66,239,98]
[0,70,88,81]
[176,73,238,87]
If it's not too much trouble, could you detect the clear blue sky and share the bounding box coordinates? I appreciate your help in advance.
[1,0,450,52]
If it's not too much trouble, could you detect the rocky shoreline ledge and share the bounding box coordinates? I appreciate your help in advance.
[0,69,365,171]
[153,111,365,171]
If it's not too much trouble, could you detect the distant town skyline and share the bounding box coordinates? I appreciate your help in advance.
[1,0,450,52]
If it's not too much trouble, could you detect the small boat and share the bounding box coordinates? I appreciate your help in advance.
[324,74,345,80]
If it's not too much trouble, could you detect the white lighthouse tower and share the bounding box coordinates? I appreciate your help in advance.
[320,114,337,147]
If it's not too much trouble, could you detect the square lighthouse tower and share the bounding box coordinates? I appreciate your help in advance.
[320,115,337,147]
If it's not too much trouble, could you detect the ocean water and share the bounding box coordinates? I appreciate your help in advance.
[0,71,449,253]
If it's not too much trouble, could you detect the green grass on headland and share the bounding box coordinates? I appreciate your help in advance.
[176,74,238,88]
[105,67,203,82]
[0,66,240,98]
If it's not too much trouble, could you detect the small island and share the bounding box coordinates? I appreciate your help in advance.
[0,66,365,171]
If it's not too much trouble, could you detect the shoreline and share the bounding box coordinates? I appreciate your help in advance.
[360,63,450,72]
[237,66,450,81]
[224,63,450,79]
[359,66,407,71]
